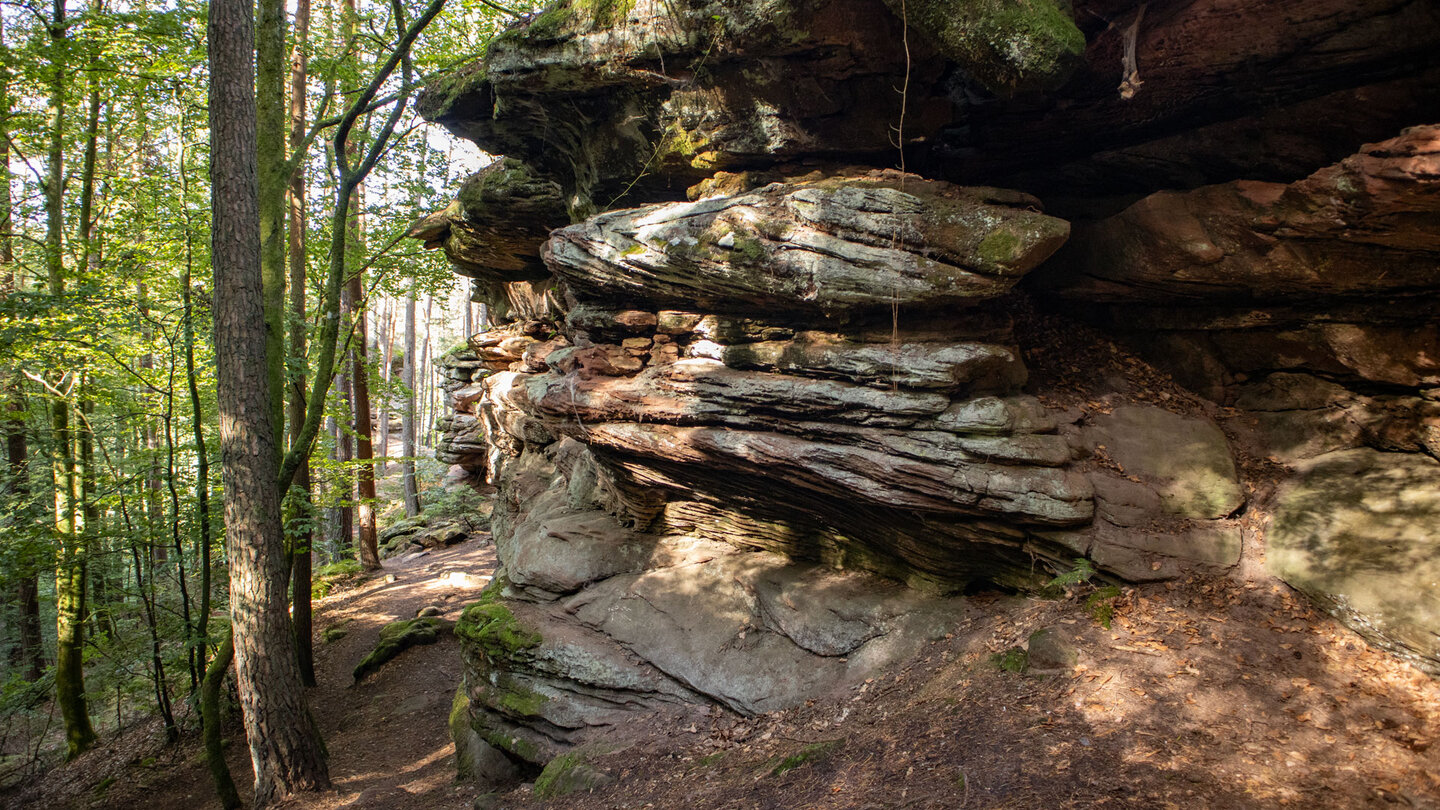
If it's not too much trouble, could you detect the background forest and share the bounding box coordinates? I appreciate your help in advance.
[0,0,528,789]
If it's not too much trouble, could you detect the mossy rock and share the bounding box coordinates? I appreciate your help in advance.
[881,0,1085,96]
[534,751,612,798]
[455,602,542,663]
[322,620,351,643]
[352,617,448,683]
[453,687,522,783]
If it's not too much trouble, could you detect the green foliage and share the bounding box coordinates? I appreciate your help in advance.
[1045,558,1096,592]
[313,559,364,599]
[1087,585,1123,630]
[1042,558,1122,628]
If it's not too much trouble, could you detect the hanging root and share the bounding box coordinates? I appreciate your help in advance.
[1118,4,1146,100]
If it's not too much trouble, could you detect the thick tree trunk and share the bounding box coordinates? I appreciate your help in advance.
[207,0,329,802]
[401,287,420,516]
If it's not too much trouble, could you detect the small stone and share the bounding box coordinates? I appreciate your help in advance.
[1027,627,1079,671]
[417,605,444,618]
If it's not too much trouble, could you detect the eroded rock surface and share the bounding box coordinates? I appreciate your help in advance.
[415,0,1440,786]
[1268,449,1440,675]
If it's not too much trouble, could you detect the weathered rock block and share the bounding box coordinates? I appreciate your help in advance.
[1268,449,1440,675]
[544,175,1068,317]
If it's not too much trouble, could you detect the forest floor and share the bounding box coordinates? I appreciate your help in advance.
[2,536,497,810]
[6,532,1440,809]
[479,577,1440,810]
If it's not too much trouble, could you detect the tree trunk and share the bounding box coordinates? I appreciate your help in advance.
[44,0,98,761]
[347,269,379,569]
[287,0,315,686]
[201,631,242,810]
[401,286,420,516]
[207,0,329,801]
[257,0,288,446]
[377,298,392,468]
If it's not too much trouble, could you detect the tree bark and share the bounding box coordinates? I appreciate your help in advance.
[401,285,420,516]
[287,0,315,686]
[201,631,242,810]
[44,0,98,761]
[347,250,379,569]
[257,0,288,445]
[377,298,392,468]
[207,0,329,801]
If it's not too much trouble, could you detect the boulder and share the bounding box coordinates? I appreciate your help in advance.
[1267,449,1440,675]
[1083,406,1243,521]
[353,617,449,683]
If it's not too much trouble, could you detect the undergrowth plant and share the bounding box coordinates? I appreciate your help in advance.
[1044,558,1123,629]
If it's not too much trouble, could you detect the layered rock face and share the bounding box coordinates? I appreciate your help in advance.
[416,0,1440,778]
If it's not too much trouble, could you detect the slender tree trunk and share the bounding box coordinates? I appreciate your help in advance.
[6,387,42,681]
[347,235,379,569]
[44,0,98,760]
[287,0,315,686]
[201,631,241,810]
[377,298,392,469]
[336,365,353,553]
[179,132,216,686]
[207,0,329,801]
[422,295,434,441]
[401,286,420,516]
[258,0,288,446]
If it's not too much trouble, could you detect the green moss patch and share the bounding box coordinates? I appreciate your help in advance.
[534,751,612,798]
[313,559,364,599]
[883,0,1085,96]
[455,595,542,663]
[767,739,842,777]
[990,646,1029,674]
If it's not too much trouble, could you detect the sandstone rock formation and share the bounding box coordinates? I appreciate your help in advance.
[412,0,1440,782]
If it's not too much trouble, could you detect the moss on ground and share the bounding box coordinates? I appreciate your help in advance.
[768,739,842,776]
[991,646,1030,674]
[312,559,364,599]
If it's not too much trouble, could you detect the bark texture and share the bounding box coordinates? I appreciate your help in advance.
[207,0,329,801]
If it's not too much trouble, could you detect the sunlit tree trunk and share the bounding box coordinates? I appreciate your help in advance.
[258,0,288,446]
